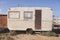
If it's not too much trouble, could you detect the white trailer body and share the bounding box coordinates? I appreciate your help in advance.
[7,7,53,31]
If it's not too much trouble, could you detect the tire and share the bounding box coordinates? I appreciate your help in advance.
[26,28,33,34]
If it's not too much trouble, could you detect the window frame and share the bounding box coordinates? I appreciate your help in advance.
[8,11,20,19]
[24,11,33,20]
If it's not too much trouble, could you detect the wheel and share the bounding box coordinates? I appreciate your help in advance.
[26,28,33,34]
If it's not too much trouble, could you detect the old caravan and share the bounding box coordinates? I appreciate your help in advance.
[7,7,53,32]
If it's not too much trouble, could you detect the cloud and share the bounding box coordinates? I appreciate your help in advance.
[0,9,2,14]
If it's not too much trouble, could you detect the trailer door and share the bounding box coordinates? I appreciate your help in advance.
[35,10,42,29]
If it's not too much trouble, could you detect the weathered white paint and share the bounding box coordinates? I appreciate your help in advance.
[41,8,53,31]
[7,7,53,31]
[54,18,60,25]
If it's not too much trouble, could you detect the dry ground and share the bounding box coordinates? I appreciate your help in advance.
[12,34,60,40]
[0,33,60,40]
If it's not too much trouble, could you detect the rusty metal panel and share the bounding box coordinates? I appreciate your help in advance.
[0,15,7,28]
[35,10,42,29]
[1,15,7,26]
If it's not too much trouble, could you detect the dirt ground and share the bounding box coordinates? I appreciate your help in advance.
[0,33,60,40]
[12,34,60,40]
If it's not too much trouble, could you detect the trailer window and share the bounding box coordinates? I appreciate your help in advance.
[8,11,20,19]
[24,11,33,20]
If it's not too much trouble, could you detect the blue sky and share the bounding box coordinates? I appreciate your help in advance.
[0,0,60,17]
